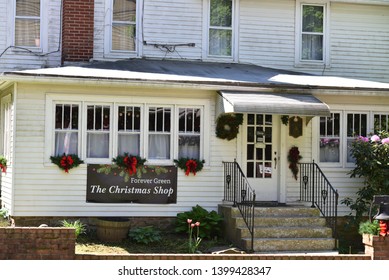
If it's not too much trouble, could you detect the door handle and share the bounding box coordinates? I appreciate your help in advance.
[274,152,277,170]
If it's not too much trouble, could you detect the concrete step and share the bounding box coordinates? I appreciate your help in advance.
[243,237,336,252]
[224,205,322,218]
[237,226,333,239]
[233,216,327,228]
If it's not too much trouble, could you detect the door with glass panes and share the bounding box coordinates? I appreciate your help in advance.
[242,114,279,201]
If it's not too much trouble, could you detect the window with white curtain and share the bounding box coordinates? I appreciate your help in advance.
[54,104,79,156]
[15,0,41,47]
[301,4,324,61]
[178,108,201,159]
[346,113,367,163]
[117,105,141,155]
[148,107,171,160]
[208,0,233,57]
[111,0,137,51]
[319,113,340,163]
[49,99,205,165]
[86,105,111,159]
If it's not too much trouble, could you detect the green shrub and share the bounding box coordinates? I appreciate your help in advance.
[358,219,380,235]
[128,226,162,244]
[175,205,223,239]
[61,220,87,238]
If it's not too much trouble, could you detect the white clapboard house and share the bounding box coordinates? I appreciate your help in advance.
[0,0,388,252]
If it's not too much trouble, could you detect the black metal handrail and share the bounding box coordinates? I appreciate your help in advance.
[223,160,256,252]
[299,161,339,238]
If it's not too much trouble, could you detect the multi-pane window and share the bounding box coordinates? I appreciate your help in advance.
[15,0,41,47]
[54,104,79,156]
[148,107,171,160]
[178,108,201,159]
[346,113,367,163]
[118,106,141,155]
[301,4,324,61]
[209,0,233,57]
[374,114,389,133]
[112,0,136,51]
[319,113,340,163]
[87,105,111,159]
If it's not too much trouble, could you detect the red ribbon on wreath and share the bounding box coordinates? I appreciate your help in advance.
[0,164,6,173]
[185,159,198,176]
[60,155,74,173]
[124,156,137,175]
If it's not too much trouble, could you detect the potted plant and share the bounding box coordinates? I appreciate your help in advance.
[359,219,389,260]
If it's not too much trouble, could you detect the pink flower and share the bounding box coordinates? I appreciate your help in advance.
[195,222,200,227]
[187,219,192,224]
[382,138,389,144]
[191,223,195,228]
[371,135,380,142]
[357,136,369,142]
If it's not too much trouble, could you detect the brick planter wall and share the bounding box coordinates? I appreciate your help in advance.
[363,233,389,260]
[0,227,76,260]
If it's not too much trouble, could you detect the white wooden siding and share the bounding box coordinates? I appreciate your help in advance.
[11,84,227,217]
[0,0,62,72]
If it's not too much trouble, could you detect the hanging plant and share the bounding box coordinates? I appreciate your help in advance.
[112,153,147,176]
[50,154,84,173]
[281,115,289,126]
[174,158,205,176]
[0,156,7,173]
[287,146,302,180]
[216,113,243,140]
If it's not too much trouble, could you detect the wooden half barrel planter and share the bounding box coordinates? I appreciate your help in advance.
[95,217,131,242]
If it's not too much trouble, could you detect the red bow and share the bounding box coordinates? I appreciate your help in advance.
[124,156,137,175]
[185,160,197,176]
[60,155,74,173]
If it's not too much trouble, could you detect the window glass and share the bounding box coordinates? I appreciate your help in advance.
[301,5,324,61]
[54,104,79,155]
[347,113,367,163]
[118,106,141,155]
[15,0,40,47]
[178,108,201,159]
[86,105,110,158]
[148,107,171,160]
[374,114,389,133]
[209,0,232,56]
[319,113,340,163]
[112,0,136,51]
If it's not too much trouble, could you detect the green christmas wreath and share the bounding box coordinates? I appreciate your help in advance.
[50,153,84,173]
[174,158,205,176]
[216,113,243,140]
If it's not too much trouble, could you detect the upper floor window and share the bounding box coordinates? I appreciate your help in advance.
[111,0,137,51]
[296,2,328,66]
[208,0,233,57]
[301,4,324,61]
[15,0,41,47]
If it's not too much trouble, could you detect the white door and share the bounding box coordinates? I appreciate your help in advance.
[242,114,279,201]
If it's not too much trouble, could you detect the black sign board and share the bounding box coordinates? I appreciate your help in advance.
[86,164,177,204]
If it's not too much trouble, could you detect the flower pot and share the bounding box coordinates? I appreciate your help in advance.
[95,217,130,242]
[362,233,389,260]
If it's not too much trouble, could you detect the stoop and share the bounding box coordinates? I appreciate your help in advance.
[219,204,337,254]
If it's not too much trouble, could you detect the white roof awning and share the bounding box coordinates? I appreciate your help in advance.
[217,91,330,117]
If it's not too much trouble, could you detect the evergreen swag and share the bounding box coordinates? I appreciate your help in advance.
[287,146,302,180]
[216,113,243,140]
[174,158,205,176]
[50,154,83,173]
[112,153,147,176]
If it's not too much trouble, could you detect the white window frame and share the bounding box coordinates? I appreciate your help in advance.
[45,95,210,166]
[9,0,48,52]
[1,95,13,163]
[104,0,143,58]
[313,109,389,168]
[83,103,113,164]
[177,106,203,160]
[53,102,82,157]
[295,1,330,68]
[202,0,239,62]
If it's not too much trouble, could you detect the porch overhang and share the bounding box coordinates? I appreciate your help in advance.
[217,91,331,117]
